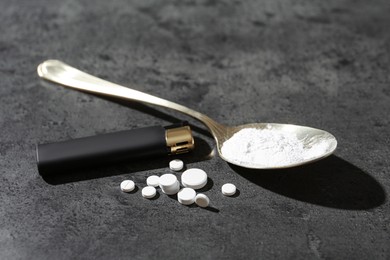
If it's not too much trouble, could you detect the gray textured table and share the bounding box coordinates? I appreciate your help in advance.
[1,0,389,259]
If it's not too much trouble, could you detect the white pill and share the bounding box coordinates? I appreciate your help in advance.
[146,175,160,187]
[181,168,208,190]
[195,193,210,208]
[142,186,156,199]
[222,183,236,196]
[120,180,135,193]
[161,180,180,195]
[177,188,196,205]
[159,174,178,189]
[169,159,184,171]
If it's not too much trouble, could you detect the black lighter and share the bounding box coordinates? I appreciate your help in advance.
[36,122,194,175]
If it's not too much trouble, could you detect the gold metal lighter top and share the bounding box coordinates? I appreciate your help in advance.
[165,125,194,155]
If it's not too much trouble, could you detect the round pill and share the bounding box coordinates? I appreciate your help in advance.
[169,159,184,171]
[159,174,178,189]
[120,180,135,193]
[161,180,180,195]
[177,188,196,205]
[221,183,236,196]
[195,194,210,208]
[181,168,208,190]
[142,186,156,199]
[146,175,160,187]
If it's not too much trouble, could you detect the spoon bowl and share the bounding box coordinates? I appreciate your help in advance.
[215,123,337,169]
[37,60,337,169]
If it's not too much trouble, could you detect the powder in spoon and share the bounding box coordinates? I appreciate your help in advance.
[220,126,331,168]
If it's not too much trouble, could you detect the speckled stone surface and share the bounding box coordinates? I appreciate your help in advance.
[1,0,389,259]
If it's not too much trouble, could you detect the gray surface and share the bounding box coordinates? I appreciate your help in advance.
[1,0,389,259]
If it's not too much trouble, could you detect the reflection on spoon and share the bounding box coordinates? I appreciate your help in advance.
[37,60,337,169]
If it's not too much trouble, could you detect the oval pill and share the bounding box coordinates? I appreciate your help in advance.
[181,168,208,190]
[142,186,157,199]
[146,175,160,187]
[195,193,210,208]
[221,183,236,196]
[169,159,184,171]
[177,188,196,205]
[120,180,135,193]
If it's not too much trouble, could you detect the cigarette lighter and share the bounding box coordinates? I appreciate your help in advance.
[36,122,194,175]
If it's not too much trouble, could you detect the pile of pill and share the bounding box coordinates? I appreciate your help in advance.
[120,159,237,208]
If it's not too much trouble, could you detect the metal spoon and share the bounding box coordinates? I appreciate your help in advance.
[37,60,337,169]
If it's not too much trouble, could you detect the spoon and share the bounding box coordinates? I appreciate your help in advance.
[37,60,337,169]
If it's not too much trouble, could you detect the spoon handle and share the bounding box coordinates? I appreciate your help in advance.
[37,60,224,136]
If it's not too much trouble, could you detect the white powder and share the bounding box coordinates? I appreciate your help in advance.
[220,126,331,168]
